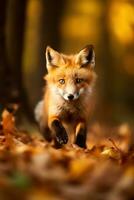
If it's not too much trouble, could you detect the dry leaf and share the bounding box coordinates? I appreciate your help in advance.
[0,110,134,199]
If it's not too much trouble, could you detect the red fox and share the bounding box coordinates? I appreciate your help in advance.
[35,45,97,148]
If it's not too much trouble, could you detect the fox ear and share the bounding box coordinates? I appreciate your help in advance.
[46,46,65,71]
[76,45,95,68]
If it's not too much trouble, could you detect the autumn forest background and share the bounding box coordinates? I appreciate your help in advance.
[0,0,134,125]
[0,1,134,200]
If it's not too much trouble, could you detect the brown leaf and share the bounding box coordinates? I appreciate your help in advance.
[1,110,17,150]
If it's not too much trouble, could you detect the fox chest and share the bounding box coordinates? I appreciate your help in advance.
[60,106,80,123]
[49,101,83,123]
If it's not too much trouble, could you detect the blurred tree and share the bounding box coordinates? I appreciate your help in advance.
[6,0,34,120]
[97,0,116,122]
[23,0,65,110]
[43,0,65,48]
[0,0,14,111]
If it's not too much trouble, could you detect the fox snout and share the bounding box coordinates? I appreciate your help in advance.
[67,94,74,100]
[63,92,79,101]
[59,87,84,101]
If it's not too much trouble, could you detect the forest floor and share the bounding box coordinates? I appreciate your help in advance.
[0,109,134,200]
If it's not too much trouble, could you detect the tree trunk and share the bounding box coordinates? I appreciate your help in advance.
[0,0,16,112]
[22,0,66,111]
[6,0,33,120]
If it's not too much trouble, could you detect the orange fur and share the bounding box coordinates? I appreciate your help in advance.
[35,45,97,147]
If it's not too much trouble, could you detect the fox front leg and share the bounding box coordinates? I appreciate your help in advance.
[49,117,68,147]
[75,122,87,148]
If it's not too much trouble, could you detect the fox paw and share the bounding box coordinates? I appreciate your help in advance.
[75,133,87,148]
[55,129,68,145]
[52,120,68,145]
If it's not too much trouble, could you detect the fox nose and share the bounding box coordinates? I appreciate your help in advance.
[68,94,74,100]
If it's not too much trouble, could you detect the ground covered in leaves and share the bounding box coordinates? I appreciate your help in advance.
[0,110,134,200]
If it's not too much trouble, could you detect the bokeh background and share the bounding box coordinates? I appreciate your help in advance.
[0,0,134,124]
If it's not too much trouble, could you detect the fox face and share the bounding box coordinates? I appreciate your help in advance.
[57,76,88,101]
[45,45,96,102]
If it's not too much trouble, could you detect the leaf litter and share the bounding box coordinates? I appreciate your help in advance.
[0,109,134,200]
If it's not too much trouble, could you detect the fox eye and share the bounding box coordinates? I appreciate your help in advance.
[76,78,83,84]
[59,79,65,84]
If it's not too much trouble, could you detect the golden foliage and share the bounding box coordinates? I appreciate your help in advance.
[110,1,134,44]
[0,110,134,199]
